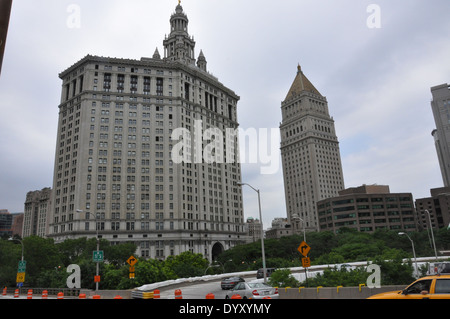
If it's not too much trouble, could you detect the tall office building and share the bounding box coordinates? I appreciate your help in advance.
[0,0,13,75]
[23,188,52,238]
[280,65,345,232]
[48,3,246,261]
[431,83,450,187]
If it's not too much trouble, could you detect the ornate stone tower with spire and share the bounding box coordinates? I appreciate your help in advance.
[280,65,345,233]
[163,2,195,64]
[162,1,207,71]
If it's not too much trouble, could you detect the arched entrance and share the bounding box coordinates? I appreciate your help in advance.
[211,242,224,261]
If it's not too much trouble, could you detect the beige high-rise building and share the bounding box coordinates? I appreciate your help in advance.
[431,83,450,187]
[23,188,52,238]
[280,65,345,232]
[48,3,247,261]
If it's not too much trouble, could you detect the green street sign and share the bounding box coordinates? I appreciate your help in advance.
[17,260,26,273]
[93,250,104,262]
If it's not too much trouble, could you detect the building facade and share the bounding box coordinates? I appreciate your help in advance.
[431,83,450,187]
[280,65,345,232]
[11,213,24,238]
[246,217,262,242]
[23,188,52,238]
[0,0,12,75]
[265,217,292,239]
[415,187,450,231]
[48,3,247,261]
[317,185,417,233]
[0,209,13,237]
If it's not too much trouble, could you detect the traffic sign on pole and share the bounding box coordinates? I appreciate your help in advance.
[93,250,104,262]
[16,273,25,283]
[297,241,311,257]
[17,261,26,273]
[127,256,137,266]
[127,256,137,279]
[302,257,311,268]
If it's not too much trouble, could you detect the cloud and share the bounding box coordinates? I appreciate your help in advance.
[0,0,449,230]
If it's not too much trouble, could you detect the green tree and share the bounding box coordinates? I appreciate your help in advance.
[21,236,62,287]
[371,249,415,285]
[268,269,299,288]
[133,259,174,287]
[0,239,22,287]
[165,251,209,278]
[306,267,369,287]
[102,264,129,290]
[314,251,345,265]
[103,242,137,266]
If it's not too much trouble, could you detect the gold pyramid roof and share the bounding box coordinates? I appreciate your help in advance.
[285,64,322,100]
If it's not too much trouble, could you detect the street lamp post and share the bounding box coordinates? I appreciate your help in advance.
[424,210,438,261]
[77,209,100,292]
[399,232,418,278]
[237,182,267,283]
[8,237,24,262]
[299,217,306,243]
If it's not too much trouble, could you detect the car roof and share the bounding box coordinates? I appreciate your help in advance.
[415,274,450,280]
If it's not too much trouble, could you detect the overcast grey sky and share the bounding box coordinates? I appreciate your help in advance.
[0,0,449,229]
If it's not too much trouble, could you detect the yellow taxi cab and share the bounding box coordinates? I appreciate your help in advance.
[368,274,450,299]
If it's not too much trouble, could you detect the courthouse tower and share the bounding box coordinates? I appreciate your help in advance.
[280,65,345,232]
[48,3,246,260]
[431,83,450,187]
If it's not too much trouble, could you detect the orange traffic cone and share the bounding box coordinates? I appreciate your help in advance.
[57,292,64,299]
[175,289,183,299]
[2,287,6,296]
[153,289,160,299]
[206,293,215,299]
[42,290,48,299]
[114,295,123,299]
[79,293,87,299]
[27,289,33,299]
[14,289,19,298]
[231,294,242,299]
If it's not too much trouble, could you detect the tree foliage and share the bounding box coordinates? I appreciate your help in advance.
[0,236,209,290]
[1,228,449,289]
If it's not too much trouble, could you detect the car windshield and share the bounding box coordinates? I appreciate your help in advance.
[248,283,271,289]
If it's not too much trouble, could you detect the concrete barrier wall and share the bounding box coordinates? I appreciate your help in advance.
[88,290,132,299]
[279,286,405,299]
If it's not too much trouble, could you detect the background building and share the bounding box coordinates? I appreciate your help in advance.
[23,188,52,238]
[265,217,292,239]
[415,187,450,231]
[431,83,450,187]
[0,0,13,75]
[48,3,246,261]
[246,217,262,242]
[280,65,345,233]
[11,212,23,237]
[317,184,417,233]
[0,209,13,237]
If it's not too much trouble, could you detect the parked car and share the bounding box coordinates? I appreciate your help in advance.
[221,277,245,290]
[225,281,279,299]
[368,275,450,299]
[256,268,276,279]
